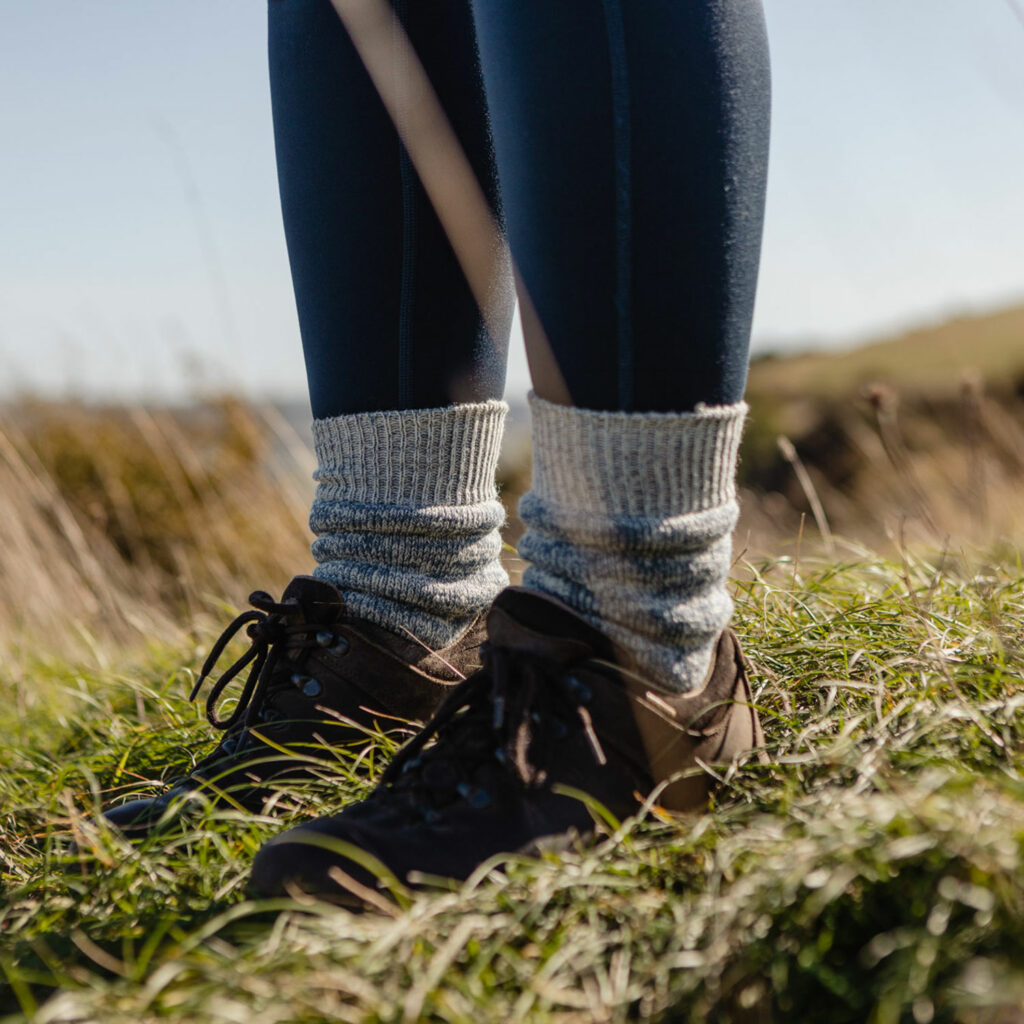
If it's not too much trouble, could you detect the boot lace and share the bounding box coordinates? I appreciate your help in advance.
[188,590,334,734]
[376,643,607,818]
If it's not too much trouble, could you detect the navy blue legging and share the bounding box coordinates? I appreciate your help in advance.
[268,0,770,417]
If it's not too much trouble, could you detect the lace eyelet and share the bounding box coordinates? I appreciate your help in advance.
[315,630,335,647]
[290,673,323,698]
[329,635,350,657]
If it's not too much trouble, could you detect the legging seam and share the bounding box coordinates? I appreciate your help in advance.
[600,0,633,411]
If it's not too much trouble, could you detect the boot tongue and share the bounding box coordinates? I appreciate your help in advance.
[279,575,345,625]
[486,587,614,665]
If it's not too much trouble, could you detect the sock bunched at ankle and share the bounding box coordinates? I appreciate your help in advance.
[310,401,508,649]
[518,393,746,694]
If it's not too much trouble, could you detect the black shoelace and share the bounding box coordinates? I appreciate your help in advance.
[377,643,608,818]
[188,590,331,732]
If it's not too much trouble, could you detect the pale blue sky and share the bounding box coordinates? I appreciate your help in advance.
[2,1,1024,402]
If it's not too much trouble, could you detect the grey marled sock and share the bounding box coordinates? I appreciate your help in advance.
[310,401,508,648]
[518,393,746,693]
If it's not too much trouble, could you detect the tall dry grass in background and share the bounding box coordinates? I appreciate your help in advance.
[0,399,315,657]
[738,306,1024,557]
[737,373,1024,562]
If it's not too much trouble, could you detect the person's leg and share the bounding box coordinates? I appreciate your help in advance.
[477,0,767,413]
[473,0,770,692]
[103,0,514,833]
[251,0,771,898]
[269,0,515,647]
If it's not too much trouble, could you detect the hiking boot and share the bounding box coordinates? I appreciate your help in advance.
[102,576,485,834]
[248,586,764,902]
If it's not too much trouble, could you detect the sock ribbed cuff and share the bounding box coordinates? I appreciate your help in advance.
[312,400,508,508]
[527,393,746,519]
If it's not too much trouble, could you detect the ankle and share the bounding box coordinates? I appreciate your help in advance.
[310,401,508,648]
[518,393,746,692]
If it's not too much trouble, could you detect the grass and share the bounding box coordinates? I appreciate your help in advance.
[740,307,1024,555]
[0,398,314,656]
[2,543,1024,1023]
[1,381,1024,1021]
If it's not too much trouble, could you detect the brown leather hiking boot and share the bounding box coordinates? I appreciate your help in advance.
[102,576,485,834]
[248,586,765,902]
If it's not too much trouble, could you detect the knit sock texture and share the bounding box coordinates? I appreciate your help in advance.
[518,393,746,693]
[310,401,508,649]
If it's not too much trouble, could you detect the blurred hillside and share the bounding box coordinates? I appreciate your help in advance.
[749,304,1024,400]
[739,301,1024,554]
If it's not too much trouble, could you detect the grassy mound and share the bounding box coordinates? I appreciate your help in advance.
[2,548,1023,1023]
